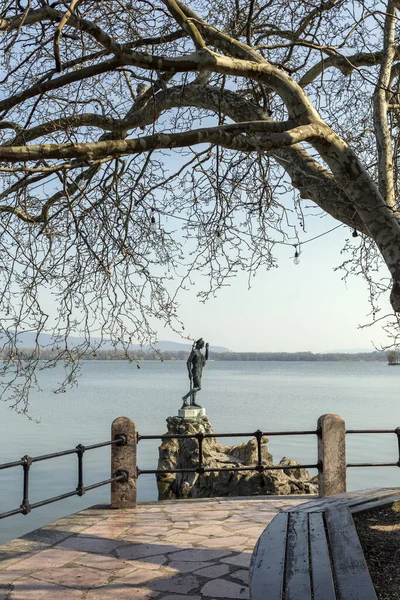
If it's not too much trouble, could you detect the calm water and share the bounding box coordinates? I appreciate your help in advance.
[1,360,399,544]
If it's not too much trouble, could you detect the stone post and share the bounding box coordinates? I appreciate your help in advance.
[111,417,137,508]
[317,413,346,497]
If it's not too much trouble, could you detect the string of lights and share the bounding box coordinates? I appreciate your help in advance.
[152,207,355,264]
[1,172,358,266]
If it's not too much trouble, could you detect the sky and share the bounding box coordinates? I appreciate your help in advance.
[158,213,393,354]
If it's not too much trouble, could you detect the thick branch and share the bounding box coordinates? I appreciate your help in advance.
[373,0,397,211]
[5,114,126,145]
[54,0,80,72]
[0,58,120,114]
[299,49,392,87]
[163,0,205,49]
[0,121,318,162]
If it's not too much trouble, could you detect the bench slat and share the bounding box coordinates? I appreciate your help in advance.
[285,512,311,600]
[287,488,400,513]
[325,507,377,600]
[309,512,336,600]
[350,493,400,514]
[250,512,288,600]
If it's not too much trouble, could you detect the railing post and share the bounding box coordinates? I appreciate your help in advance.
[317,413,346,497]
[111,417,137,508]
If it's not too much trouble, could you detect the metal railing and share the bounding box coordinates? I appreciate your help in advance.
[346,428,400,468]
[0,434,128,520]
[137,429,320,476]
[2,415,400,522]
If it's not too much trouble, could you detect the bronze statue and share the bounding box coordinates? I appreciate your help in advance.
[182,338,209,407]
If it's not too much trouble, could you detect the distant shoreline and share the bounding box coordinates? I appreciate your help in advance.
[2,350,387,362]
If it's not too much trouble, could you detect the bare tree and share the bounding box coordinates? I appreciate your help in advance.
[1,0,400,411]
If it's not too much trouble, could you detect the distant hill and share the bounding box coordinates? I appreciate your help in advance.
[136,340,230,353]
[0,332,230,354]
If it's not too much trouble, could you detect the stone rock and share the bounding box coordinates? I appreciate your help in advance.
[157,416,318,499]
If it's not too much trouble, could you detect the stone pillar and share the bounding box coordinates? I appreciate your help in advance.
[111,417,137,508]
[317,413,346,497]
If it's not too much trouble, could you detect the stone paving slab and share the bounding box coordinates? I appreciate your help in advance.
[0,496,314,599]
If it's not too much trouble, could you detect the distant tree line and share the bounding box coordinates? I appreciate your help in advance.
[0,348,386,362]
[211,351,386,362]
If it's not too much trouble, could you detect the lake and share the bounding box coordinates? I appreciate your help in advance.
[1,360,399,544]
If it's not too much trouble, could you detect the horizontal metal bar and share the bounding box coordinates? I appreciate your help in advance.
[31,448,78,463]
[347,462,399,468]
[30,489,79,509]
[138,430,318,441]
[138,463,319,475]
[85,474,125,491]
[85,439,123,451]
[0,507,24,520]
[346,430,397,434]
[0,438,120,471]
[0,459,24,470]
[0,473,126,520]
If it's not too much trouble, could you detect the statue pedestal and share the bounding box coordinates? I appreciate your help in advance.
[178,406,206,418]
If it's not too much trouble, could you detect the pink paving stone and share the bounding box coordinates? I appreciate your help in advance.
[192,512,229,520]
[9,577,84,599]
[224,521,269,531]
[189,526,236,537]
[127,526,170,535]
[230,569,249,583]
[114,568,163,584]
[32,566,111,589]
[167,549,232,562]
[223,517,247,525]
[168,516,195,523]
[7,549,84,570]
[0,570,27,584]
[76,553,128,570]
[57,536,123,554]
[229,527,264,537]
[194,564,231,579]
[160,533,206,544]
[120,535,161,544]
[116,543,177,560]
[221,554,252,568]
[198,537,248,549]
[201,578,249,599]
[169,522,189,529]
[149,574,200,594]
[107,514,139,521]
[86,584,156,600]
[124,555,168,570]
[159,595,201,600]
[167,561,213,574]
[80,525,129,538]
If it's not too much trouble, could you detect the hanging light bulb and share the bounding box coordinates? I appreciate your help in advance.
[352,228,358,238]
[293,245,300,265]
[150,210,156,231]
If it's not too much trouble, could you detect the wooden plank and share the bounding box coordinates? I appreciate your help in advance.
[309,512,336,600]
[285,512,312,600]
[325,507,378,600]
[287,488,400,513]
[250,512,288,600]
[350,493,400,514]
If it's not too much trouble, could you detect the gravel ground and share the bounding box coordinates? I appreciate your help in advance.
[354,502,400,600]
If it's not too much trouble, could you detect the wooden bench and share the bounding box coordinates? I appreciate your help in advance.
[250,488,400,600]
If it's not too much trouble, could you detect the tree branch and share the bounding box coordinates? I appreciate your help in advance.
[373,0,398,212]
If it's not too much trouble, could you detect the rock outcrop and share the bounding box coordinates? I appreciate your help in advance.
[157,416,318,500]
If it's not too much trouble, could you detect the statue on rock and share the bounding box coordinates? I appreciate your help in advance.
[181,338,209,408]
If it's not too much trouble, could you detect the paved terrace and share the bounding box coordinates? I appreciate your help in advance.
[0,496,310,600]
